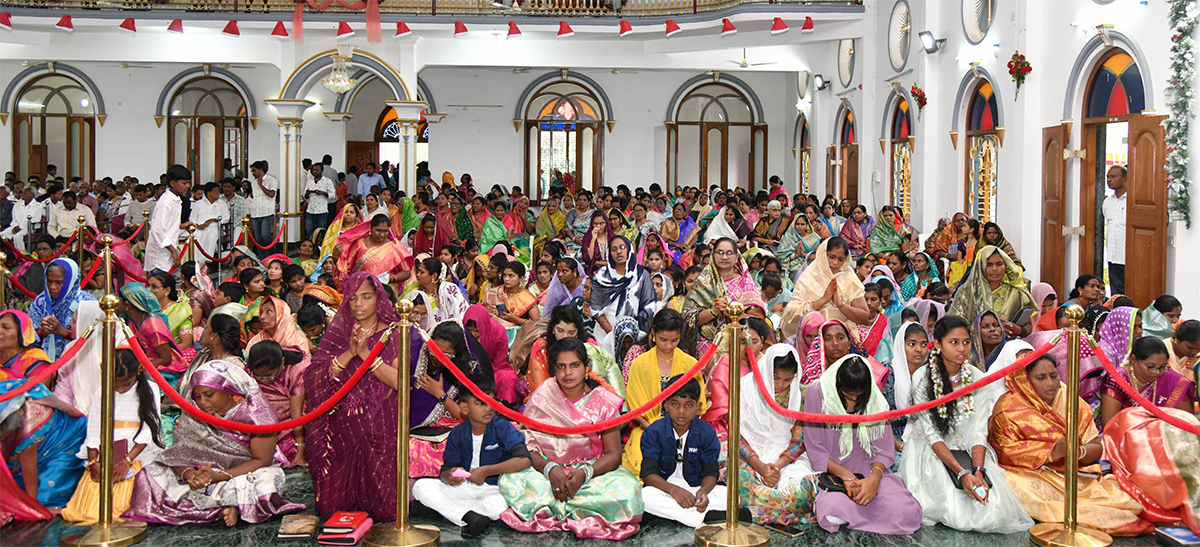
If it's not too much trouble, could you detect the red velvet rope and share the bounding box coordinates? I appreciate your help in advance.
[746,339,1055,424]
[420,331,720,435]
[87,222,144,247]
[113,256,148,283]
[79,253,103,288]
[0,325,91,403]
[127,324,391,434]
[9,274,39,299]
[247,226,285,250]
[3,231,77,263]
[1091,340,1200,436]
[194,240,234,262]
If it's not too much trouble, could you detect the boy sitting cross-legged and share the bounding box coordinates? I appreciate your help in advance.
[411,375,531,536]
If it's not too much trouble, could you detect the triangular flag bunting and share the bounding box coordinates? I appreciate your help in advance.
[395,21,411,37]
[557,21,574,38]
[507,21,521,39]
[618,20,633,37]
[0,13,13,31]
[337,21,354,38]
[119,17,136,34]
[167,19,183,33]
[55,15,73,32]
[720,18,736,37]
[770,17,787,35]
[665,19,681,37]
[271,21,289,38]
[222,20,240,36]
[801,16,814,33]
[453,21,467,37]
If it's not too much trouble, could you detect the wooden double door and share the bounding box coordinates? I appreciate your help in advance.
[826,144,859,202]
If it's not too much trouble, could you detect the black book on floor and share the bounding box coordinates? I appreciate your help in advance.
[1157,527,1200,546]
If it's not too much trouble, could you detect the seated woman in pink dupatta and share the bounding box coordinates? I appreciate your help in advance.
[680,237,767,357]
[498,338,643,539]
[334,214,414,286]
[1099,336,1194,431]
[802,319,889,390]
[838,205,875,258]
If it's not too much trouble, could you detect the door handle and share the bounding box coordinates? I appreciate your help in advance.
[1061,226,1085,236]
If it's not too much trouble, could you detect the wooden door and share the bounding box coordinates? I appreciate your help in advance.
[1041,124,1068,297]
[1079,124,1100,275]
[841,144,859,202]
[1124,114,1168,307]
[701,123,728,191]
[347,141,378,175]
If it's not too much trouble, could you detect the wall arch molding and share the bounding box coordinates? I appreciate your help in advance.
[1061,30,1154,120]
[665,74,764,124]
[155,66,257,126]
[513,71,614,125]
[1,63,107,123]
[277,49,409,102]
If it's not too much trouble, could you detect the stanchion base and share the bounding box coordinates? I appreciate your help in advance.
[694,523,771,547]
[362,522,440,547]
[60,521,148,547]
[1029,523,1113,547]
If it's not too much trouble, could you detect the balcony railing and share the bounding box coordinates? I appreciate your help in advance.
[0,0,860,18]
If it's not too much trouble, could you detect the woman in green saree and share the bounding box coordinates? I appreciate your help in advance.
[947,245,1034,338]
[777,213,822,281]
[868,206,908,256]
[533,197,566,261]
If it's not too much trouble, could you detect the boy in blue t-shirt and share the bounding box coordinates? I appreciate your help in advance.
[640,374,727,527]
[411,376,530,536]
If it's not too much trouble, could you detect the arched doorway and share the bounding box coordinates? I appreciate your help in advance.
[166,77,248,183]
[827,106,857,201]
[667,82,766,193]
[374,105,430,173]
[965,80,1000,223]
[11,74,96,183]
[888,98,914,219]
[794,114,811,195]
[521,81,604,201]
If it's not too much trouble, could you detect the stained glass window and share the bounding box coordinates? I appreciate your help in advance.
[1086,52,1145,118]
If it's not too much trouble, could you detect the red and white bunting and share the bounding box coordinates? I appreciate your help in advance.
[770,17,787,35]
[720,18,736,37]
[453,21,467,37]
[801,16,814,33]
[618,19,633,37]
[55,15,74,32]
[118,17,136,34]
[557,21,574,38]
[665,19,681,37]
[336,21,354,38]
[222,20,240,36]
[167,18,183,33]
[0,13,13,31]
[271,21,289,38]
[395,21,411,37]
[507,21,522,39]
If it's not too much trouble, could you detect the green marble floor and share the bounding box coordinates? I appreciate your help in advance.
[0,468,1165,547]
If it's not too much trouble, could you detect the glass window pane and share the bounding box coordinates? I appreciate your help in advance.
[173,122,190,167]
[200,122,218,183]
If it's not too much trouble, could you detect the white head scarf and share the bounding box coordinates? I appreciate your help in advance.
[740,343,804,463]
[890,321,924,411]
[819,354,889,459]
[703,206,739,244]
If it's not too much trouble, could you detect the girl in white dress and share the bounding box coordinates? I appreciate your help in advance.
[898,315,1033,533]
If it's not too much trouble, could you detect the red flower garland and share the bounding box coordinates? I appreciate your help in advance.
[910,83,928,112]
[1008,50,1032,95]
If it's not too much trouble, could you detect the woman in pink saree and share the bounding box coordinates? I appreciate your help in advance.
[498,338,643,539]
[335,214,413,285]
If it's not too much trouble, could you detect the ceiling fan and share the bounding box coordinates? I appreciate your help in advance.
[100,62,154,69]
[728,48,777,69]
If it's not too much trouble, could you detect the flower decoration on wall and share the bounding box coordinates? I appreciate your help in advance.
[1165,0,1196,227]
[1007,51,1031,97]
[910,83,927,114]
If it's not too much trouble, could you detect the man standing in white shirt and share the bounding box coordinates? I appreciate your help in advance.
[1102,165,1128,296]
[304,163,335,241]
[48,191,97,239]
[248,160,279,260]
[190,182,228,260]
[145,165,194,273]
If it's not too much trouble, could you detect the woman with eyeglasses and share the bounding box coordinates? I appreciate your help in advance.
[1099,336,1194,429]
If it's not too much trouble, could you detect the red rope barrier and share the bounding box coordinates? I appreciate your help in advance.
[9,274,39,299]
[79,253,103,288]
[421,331,720,435]
[248,225,285,250]
[127,324,392,434]
[3,231,77,263]
[113,256,148,283]
[1092,341,1200,436]
[194,240,234,262]
[745,339,1056,424]
[87,222,144,247]
[0,325,91,403]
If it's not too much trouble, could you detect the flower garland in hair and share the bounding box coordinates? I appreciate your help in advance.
[927,348,975,423]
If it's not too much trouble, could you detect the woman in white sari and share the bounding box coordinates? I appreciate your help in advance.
[781,237,870,340]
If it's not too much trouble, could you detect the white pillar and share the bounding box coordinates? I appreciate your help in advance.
[264,99,314,244]
[387,101,429,196]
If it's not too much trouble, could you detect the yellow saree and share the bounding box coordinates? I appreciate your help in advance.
[620,347,704,479]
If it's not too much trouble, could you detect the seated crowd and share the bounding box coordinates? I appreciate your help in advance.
[2,165,1199,539]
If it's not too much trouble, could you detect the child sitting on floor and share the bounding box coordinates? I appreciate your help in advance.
[411,376,531,536]
[640,374,728,528]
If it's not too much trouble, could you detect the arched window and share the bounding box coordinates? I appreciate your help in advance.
[166,77,248,183]
[889,99,913,219]
[796,116,811,195]
[667,82,767,193]
[966,80,1000,222]
[1086,52,1145,118]
[828,108,858,201]
[523,81,603,200]
[12,74,96,183]
[375,101,430,171]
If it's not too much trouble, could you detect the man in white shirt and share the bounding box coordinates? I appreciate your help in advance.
[42,184,63,222]
[190,182,228,259]
[0,187,40,251]
[1102,165,1128,296]
[48,191,97,239]
[248,160,279,259]
[304,163,335,241]
[145,165,194,273]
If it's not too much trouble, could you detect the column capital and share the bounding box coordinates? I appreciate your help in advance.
[323,112,354,123]
[386,100,429,122]
[265,99,316,121]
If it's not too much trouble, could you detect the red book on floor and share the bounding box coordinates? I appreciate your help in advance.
[317,512,373,545]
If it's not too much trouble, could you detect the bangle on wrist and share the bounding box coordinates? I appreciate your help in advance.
[543,462,561,479]
[972,466,985,474]
[955,468,971,482]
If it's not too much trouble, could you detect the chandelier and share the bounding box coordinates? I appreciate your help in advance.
[321,43,357,95]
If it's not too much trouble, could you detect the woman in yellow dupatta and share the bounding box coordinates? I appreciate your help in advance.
[465,253,490,304]
[334,214,413,285]
[533,197,566,260]
[620,308,704,478]
[989,354,1153,536]
[780,237,870,340]
[321,203,362,258]
[947,245,1034,337]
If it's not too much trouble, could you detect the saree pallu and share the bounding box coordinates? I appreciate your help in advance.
[1103,407,1200,533]
[533,210,565,259]
[839,218,871,258]
[667,217,699,263]
[525,338,625,402]
[777,227,806,277]
[2,380,87,508]
[130,316,188,375]
[564,209,594,253]
[339,239,412,281]
[1101,366,1194,414]
[869,218,905,255]
[751,216,785,253]
[500,380,641,539]
[738,459,818,527]
[621,348,704,478]
[61,461,143,524]
[681,269,766,356]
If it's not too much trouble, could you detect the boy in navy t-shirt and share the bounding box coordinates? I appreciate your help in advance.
[640,374,727,527]
[412,376,530,536]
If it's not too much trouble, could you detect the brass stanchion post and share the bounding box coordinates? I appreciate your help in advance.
[695,302,769,547]
[0,251,8,304]
[61,238,147,547]
[142,210,150,227]
[1029,305,1112,547]
[77,215,87,267]
[186,225,196,263]
[282,216,289,258]
[364,299,440,547]
[242,217,252,249]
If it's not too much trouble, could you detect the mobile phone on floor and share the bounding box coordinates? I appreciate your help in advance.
[766,523,804,537]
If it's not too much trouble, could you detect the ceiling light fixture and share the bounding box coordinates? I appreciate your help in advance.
[918,30,945,54]
[321,43,357,95]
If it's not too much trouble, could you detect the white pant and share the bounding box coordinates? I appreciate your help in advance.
[0,227,26,251]
[411,478,508,527]
[642,476,728,528]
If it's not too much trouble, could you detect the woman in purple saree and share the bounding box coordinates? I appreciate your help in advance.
[125,359,304,526]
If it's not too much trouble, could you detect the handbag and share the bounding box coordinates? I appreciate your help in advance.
[942,449,993,489]
[816,472,864,495]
